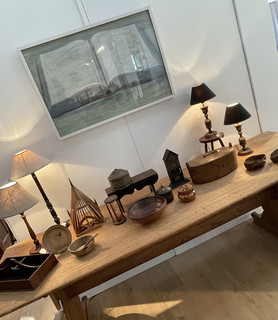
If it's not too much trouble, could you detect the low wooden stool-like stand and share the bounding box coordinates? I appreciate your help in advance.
[199,131,225,153]
[105,169,158,211]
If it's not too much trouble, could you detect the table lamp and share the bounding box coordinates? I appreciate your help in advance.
[0,181,42,254]
[224,102,253,156]
[190,82,218,139]
[9,149,60,225]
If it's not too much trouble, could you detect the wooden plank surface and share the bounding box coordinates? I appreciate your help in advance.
[1,131,278,318]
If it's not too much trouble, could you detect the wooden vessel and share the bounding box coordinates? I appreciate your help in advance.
[186,147,237,184]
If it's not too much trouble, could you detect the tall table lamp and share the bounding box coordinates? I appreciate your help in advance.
[224,102,253,156]
[190,82,218,139]
[0,181,42,254]
[9,149,60,225]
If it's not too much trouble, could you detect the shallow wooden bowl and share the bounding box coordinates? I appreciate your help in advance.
[68,234,97,257]
[127,196,166,224]
[244,154,266,171]
[270,149,278,163]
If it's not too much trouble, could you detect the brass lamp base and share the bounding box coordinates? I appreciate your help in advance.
[238,147,254,156]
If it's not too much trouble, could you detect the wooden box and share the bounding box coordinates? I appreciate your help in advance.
[186,147,237,184]
[0,253,58,291]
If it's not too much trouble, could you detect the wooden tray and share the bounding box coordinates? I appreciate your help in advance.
[0,253,58,291]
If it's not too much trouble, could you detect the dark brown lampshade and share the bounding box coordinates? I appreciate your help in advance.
[224,103,251,125]
[190,83,216,105]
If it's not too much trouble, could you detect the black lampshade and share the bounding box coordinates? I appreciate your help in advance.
[190,83,216,105]
[224,103,251,125]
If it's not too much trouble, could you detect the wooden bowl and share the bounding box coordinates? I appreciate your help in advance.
[68,234,97,257]
[270,149,278,163]
[127,196,166,224]
[244,154,266,171]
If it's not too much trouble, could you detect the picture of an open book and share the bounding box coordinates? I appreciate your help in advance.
[21,10,173,139]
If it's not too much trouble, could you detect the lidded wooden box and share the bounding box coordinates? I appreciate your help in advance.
[186,147,237,184]
[108,169,132,190]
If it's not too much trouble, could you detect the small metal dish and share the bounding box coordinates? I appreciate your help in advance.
[270,149,278,163]
[244,154,266,171]
[68,234,98,257]
[127,196,166,224]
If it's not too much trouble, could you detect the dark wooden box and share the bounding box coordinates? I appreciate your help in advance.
[0,253,58,291]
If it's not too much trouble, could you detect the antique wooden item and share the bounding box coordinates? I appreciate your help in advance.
[69,180,104,237]
[127,196,166,224]
[244,154,266,170]
[270,149,278,163]
[104,195,126,225]
[2,132,278,320]
[178,184,196,202]
[186,146,237,184]
[105,169,158,209]
[156,185,174,203]
[199,131,225,153]
[108,169,132,190]
[68,234,98,257]
[0,220,15,258]
[163,149,189,188]
[0,253,57,291]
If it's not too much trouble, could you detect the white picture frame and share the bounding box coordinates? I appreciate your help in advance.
[19,8,173,140]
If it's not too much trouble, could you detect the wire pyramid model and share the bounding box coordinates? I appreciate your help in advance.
[69,180,105,237]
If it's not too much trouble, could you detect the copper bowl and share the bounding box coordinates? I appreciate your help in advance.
[127,196,166,224]
[244,154,266,171]
[270,149,278,163]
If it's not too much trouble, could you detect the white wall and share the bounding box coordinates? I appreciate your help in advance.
[233,0,278,132]
[0,0,261,241]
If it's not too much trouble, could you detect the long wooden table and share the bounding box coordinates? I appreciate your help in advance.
[1,131,278,320]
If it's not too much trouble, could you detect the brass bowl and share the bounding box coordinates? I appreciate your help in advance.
[244,154,266,171]
[270,149,278,163]
[127,196,166,224]
[68,234,97,257]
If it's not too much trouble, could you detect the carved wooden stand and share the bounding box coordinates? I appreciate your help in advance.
[105,169,158,211]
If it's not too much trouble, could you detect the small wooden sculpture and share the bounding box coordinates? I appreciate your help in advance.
[69,180,104,237]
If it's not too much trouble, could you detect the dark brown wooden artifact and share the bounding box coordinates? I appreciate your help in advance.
[105,169,158,210]
[163,149,189,188]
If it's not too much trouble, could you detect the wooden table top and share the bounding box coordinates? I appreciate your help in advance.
[1,131,278,317]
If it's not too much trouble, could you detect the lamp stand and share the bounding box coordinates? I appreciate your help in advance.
[20,213,42,254]
[31,172,60,225]
[201,104,219,139]
[234,123,253,156]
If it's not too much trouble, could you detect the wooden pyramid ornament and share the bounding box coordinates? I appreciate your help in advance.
[69,180,105,237]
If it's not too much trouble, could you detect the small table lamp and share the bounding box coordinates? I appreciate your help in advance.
[224,102,253,156]
[0,181,42,254]
[9,149,61,225]
[190,82,219,139]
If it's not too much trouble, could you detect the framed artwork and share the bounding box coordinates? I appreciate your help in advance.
[19,8,173,139]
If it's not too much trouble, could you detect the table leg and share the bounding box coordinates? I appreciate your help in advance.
[252,198,278,237]
[54,290,87,320]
